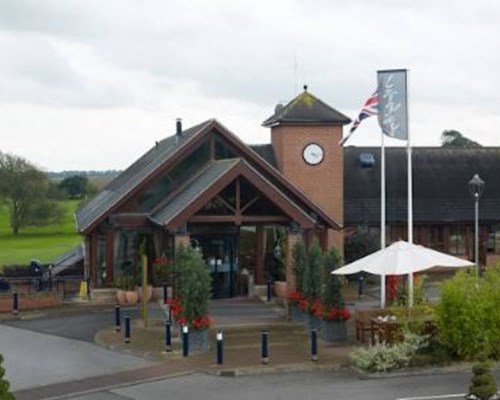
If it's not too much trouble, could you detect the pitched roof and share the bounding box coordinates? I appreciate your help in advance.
[76,119,341,233]
[249,144,277,168]
[76,119,214,232]
[150,159,240,226]
[345,147,500,224]
[150,158,317,229]
[262,88,351,127]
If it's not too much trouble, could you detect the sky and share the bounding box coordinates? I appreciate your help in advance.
[1,0,500,172]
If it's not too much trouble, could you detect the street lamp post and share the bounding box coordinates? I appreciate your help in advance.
[468,174,485,283]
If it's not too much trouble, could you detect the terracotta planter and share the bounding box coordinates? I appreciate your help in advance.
[116,289,127,305]
[153,286,173,302]
[138,285,153,302]
[321,320,347,342]
[273,281,287,300]
[125,290,139,304]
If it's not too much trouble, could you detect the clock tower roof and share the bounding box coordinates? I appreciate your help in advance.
[262,85,351,127]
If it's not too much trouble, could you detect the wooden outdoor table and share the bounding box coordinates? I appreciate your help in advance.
[371,315,434,345]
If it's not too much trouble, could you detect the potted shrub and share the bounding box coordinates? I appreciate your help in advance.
[114,261,139,305]
[303,239,323,331]
[174,244,213,353]
[288,240,307,320]
[320,248,350,342]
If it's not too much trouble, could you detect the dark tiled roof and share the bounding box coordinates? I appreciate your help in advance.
[150,159,240,225]
[76,119,214,232]
[249,144,277,168]
[262,89,351,127]
[345,147,500,224]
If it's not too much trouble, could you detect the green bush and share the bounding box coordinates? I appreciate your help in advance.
[174,244,212,329]
[321,247,344,309]
[302,239,322,304]
[435,269,500,360]
[350,332,428,372]
[0,353,15,399]
[292,240,307,293]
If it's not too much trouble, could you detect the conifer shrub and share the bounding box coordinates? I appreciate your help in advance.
[0,353,15,400]
[468,355,498,400]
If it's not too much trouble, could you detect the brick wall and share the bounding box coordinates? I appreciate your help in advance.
[0,291,63,313]
[271,124,344,251]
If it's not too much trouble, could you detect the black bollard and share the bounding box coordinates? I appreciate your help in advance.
[261,329,269,364]
[12,292,18,316]
[311,328,318,362]
[216,330,224,365]
[182,325,189,357]
[358,275,364,299]
[165,319,172,352]
[266,277,272,302]
[163,284,168,305]
[115,304,121,332]
[124,315,131,344]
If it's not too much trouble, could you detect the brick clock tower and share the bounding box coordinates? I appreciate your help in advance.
[262,85,351,251]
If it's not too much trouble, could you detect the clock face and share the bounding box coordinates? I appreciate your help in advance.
[302,143,324,166]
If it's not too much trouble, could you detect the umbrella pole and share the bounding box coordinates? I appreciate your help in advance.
[408,273,414,308]
[380,275,386,308]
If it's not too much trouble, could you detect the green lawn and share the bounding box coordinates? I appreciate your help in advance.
[0,200,82,266]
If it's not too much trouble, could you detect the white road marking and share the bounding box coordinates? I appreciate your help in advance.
[396,394,465,400]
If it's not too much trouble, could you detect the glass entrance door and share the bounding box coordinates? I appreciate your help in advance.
[194,235,239,298]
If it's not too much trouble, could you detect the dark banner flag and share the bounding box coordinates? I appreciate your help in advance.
[377,69,408,140]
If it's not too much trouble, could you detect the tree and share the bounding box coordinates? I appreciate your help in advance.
[59,175,89,199]
[0,152,63,235]
[321,247,344,310]
[441,130,482,148]
[303,239,323,303]
[344,228,379,264]
[0,353,15,400]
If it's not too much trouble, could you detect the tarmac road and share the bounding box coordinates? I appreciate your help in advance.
[0,324,154,392]
[67,369,498,400]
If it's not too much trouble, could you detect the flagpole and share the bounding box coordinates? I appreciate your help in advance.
[406,70,414,308]
[381,130,386,309]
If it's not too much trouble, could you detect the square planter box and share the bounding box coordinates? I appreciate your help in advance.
[289,305,305,322]
[186,328,210,353]
[306,314,323,332]
[320,320,347,342]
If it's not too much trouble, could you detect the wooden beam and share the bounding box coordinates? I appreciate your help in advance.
[189,215,289,224]
[241,195,260,213]
[215,195,235,213]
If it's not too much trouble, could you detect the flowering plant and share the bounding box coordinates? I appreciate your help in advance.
[288,290,302,306]
[167,297,183,318]
[310,300,324,318]
[324,306,351,321]
[192,315,214,330]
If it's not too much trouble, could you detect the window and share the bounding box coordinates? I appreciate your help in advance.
[448,225,465,255]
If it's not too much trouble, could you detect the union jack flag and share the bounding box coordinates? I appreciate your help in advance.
[339,91,378,145]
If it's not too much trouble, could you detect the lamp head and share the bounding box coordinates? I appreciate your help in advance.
[468,174,485,198]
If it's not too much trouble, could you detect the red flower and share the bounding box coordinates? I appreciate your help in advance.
[298,298,309,311]
[310,300,323,317]
[324,307,351,321]
[192,315,213,330]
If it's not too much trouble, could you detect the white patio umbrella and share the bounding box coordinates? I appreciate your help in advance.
[332,240,474,307]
